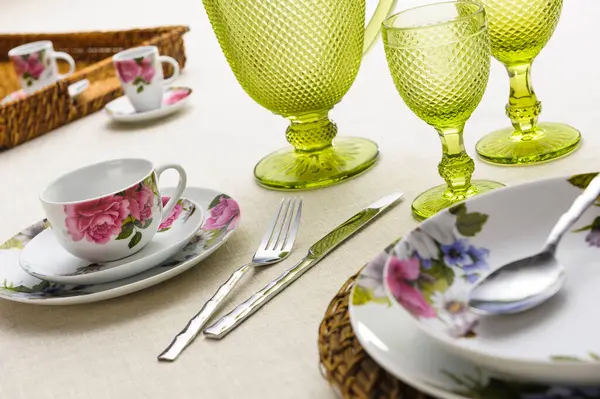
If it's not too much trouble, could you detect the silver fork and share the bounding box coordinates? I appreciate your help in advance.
[157,197,302,361]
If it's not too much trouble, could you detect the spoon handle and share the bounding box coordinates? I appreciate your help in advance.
[544,173,600,253]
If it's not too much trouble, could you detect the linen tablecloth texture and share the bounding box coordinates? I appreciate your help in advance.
[0,0,598,398]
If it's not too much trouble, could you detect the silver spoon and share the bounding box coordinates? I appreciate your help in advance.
[468,173,600,315]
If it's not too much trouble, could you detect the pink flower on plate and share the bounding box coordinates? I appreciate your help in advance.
[64,196,130,244]
[12,56,28,76]
[164,89,190,105]
[158,196,183,230]
[125,184,155,222]
[27,53,45,79]
[140,57,156,83]
[115,60,141,84]
[205,196,240,231]
[386,256,436,319]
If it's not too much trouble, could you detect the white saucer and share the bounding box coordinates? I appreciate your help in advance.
[350,249,600,398]
[20,198,203,285]
[0,186,240,305]
[105,86,192,123]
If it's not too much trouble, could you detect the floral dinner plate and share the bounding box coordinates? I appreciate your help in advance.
[20,197,204,285]
[383,173,600,385]
[350,242,600,399]
[0,186,239,305]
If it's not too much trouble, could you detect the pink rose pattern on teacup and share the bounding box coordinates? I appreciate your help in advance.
[158,196,183,231]
[164,88,191,105]
[204,196,240,232]
[11,50,50,87]
[63,175,159,249]
[115,55,156,94]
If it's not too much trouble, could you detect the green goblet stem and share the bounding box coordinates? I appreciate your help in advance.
[436,124,475,199]
[286,112,336,152]
[505,62,543,138]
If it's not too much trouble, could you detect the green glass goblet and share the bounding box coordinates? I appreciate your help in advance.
[475,0,581,165]
[382,0,504,221]
[202,0,396,190]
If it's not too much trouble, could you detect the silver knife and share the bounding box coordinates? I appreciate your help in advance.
[202,192,404,340]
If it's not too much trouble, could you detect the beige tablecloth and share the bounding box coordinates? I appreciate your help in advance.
[0,0,599,397]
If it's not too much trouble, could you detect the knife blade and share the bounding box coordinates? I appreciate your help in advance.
[202,192,404,340]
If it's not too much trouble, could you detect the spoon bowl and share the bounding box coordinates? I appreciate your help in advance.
[468,252,566,314]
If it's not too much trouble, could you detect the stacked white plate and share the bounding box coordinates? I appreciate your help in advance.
[350,172,600,398]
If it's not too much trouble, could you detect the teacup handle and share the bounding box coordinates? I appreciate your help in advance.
[159,56,181,86]
[53,52,76,79]
[156,163,187,223]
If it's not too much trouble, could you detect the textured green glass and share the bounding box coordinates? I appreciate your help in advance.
[475,0,581,165]
[382,1,504,221]
[202,0,396,190]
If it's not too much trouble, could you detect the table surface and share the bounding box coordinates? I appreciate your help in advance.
[0,0,598,398]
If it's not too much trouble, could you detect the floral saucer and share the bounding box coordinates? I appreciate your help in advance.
[350,244,600,398]
[104,86,192,123]
[0,79,90,105]
[0,186,239,305]
[20,198,204,285]
[383,173,600,385]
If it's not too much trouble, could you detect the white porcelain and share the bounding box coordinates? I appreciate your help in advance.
[105,86,191,123]
[1,79,90,105]
[20,198,203,285]
[350,248,600,398]
[8,40,76,94]
[39,158,187,263]
[382,172,600,385]
[0,186,240,305]
[112,46,180,113]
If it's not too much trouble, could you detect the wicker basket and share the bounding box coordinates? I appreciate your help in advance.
[0,25,189,151]
[318,271,432,399]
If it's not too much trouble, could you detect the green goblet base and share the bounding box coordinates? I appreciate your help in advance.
[254,137,379,191]
[476,122,581,166]
[412,179,505,221]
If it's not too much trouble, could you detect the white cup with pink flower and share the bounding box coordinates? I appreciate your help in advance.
[113,46,181,113]
[39,158,187,263]
[8,41,76,94]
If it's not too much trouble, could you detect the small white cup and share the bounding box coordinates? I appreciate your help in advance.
[39,158,187,262]
[112,46,180,113]
[8,41,76,94]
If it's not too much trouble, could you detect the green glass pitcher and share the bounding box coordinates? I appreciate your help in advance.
[203,0,396,190]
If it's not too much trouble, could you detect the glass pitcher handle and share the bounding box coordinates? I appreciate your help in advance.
[364,0,397,54]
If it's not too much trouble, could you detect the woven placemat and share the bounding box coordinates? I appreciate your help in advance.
[318,270,434,399]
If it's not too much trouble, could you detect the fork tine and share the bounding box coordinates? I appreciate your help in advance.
[272,197,295,250]
[259,198,289,250]
[279,198,302,252]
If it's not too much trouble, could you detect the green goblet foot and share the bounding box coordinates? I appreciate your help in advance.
[254,137,379,190]
[476,122,581,165]
[412,180,505,221]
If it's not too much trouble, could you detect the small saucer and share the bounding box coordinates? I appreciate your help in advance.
[20,197,203,285]
[1,89,27,105]
[105,86,192,123]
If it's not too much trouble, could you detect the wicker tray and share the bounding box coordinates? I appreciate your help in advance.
[318,270,432,399]
[0,25,189,151]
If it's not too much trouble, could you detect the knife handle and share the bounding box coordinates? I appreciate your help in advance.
[203,257,315,339]
[157,263,252,361]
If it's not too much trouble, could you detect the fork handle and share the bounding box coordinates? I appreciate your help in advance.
[157,263,252,361]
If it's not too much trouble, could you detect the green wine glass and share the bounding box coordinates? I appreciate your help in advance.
[382,0,504,221]
[475,0,581,165]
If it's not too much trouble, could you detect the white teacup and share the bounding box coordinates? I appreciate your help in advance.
[39,159,187,262]
[8,41,76,94]
[113,46,181,113]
